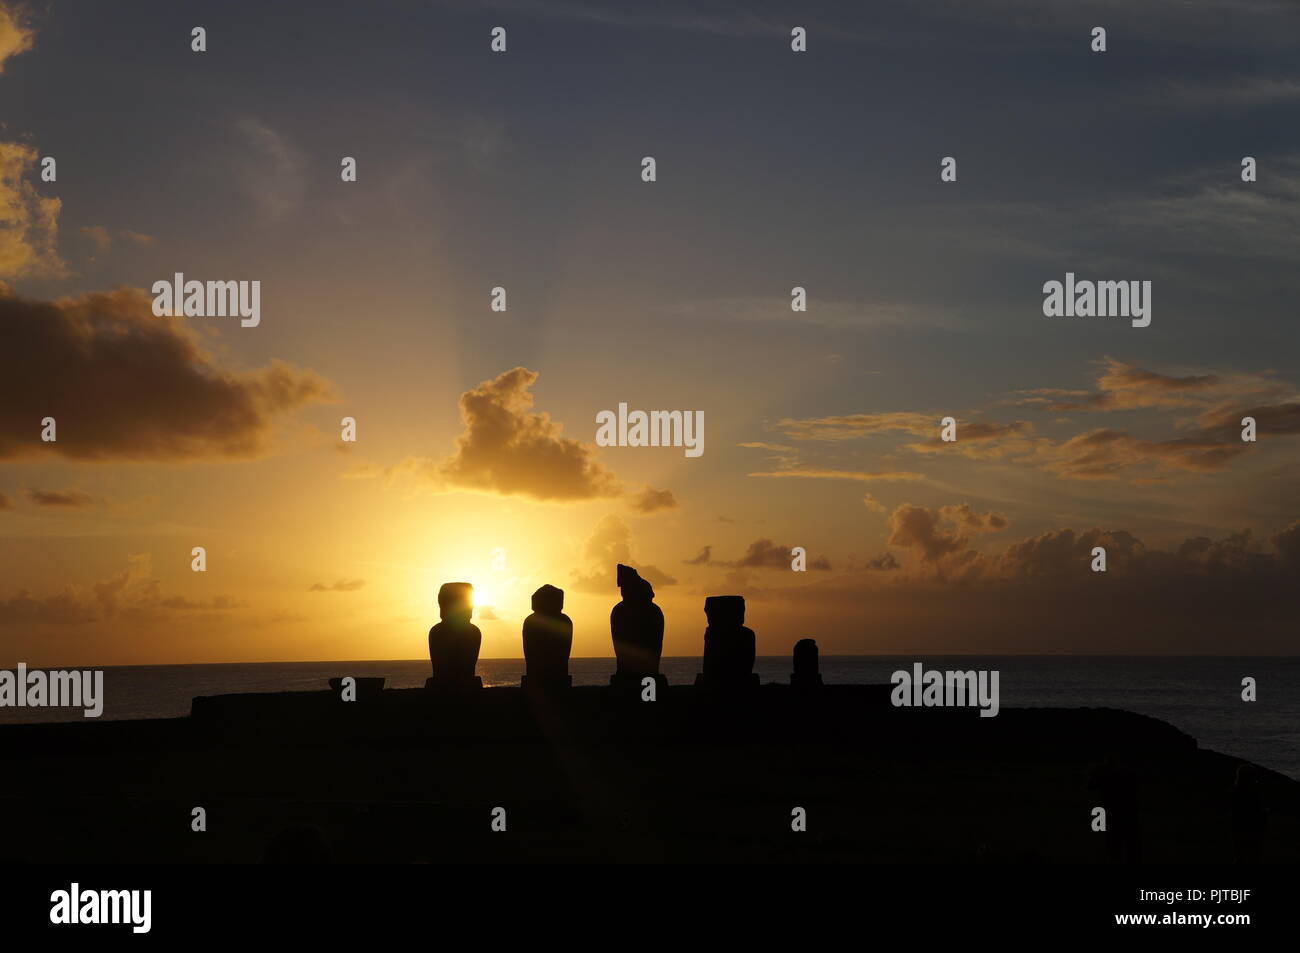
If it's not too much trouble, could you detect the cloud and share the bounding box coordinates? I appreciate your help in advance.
[686,538,832,571]
[0,490,11,510]
[80,225,112,253]
[0,588,98,625]
[735,539,831,571]
[867,500,1298,587]
[570,514,676,592]
[433,366,622,502]
[774,411,934,442]
[1008,358,1269,413]
[863,552,900,571]
[1149,76,1300,110]
[763,360,1299,484]
[1271,520,1300,569]
[477,0,795,41]
[309,579,366,592]
[995,527,1145,578]
[1041,427,1253,480]
[1008,362,1300,480]
[978,521,1299,583]
[862,493,886,513]
[0,554,246,625]
[351,368,675,507]
[26,488,94,507]
[771,410,1035,461]
[629,485,677,514]
[887,503,1008,563]
[1197,400,1300,438]
[0,286,334,461]
[755,518,1300,653]
[1106,159,1300,261]
[0,141,65,279]
[232,116,306,223]
[669,295,956,333]
[905,420,1037,459]
[0,4,33,73]
[747,468,925,482]
[77,227,154,254]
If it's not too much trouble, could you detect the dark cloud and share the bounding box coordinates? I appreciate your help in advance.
[26,488,95,507]
[748,468,924,482]
[774,411,933,441]
[1015,359,1223,412]
[688,538,832,571]
[0,287,334,461]
[309,579,366,592]
[764,360,1298,483]
[629,485,677,514]
[864,552,900,571]
[1010,359,1284,414]
[0,589,99,625]
[1043,428,1252,480]
[906,420,1036,459]
[0,555,246,625]
[0,490,11,510]
[1271,520,1300,568]
[887,503,1008,563]
[872,501,1296,587]
[996,527,1145,577]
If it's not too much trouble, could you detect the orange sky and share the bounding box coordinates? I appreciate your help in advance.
[2,1,1298,665]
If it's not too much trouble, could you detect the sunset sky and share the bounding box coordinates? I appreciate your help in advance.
[2,0,1298,666]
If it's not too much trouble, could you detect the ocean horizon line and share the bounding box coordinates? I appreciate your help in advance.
[6,653,1299,670]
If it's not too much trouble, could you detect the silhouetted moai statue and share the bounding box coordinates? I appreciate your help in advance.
[695,595,758,690]
[609,564,666,691]
[790,638,823,689]
[1230,763,1267,864]
[522,584,573,693]
[426,582,482,691]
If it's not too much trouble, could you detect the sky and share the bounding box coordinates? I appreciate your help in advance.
[1,0,1298,665]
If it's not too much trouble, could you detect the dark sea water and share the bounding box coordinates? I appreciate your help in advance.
[3,656,1296,780]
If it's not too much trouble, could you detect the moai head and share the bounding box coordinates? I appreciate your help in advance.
[617,563,654,602]
[438,582,474,622]
[704,595,745,627]
[532,584,564,615]
[793,638,819,675]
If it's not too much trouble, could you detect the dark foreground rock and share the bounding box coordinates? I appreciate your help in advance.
[0,684,1296,864]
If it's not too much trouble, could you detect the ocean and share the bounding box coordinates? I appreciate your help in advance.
[2,656,1296,780]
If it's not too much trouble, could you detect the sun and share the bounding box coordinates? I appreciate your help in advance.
[470,582,493,610]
